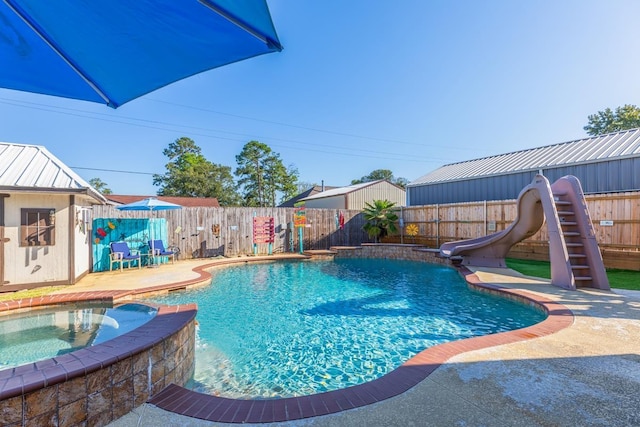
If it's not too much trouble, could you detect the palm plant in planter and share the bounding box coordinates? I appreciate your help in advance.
[362,199,399,242]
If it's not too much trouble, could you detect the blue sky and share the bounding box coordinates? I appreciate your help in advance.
[1,1,639,196]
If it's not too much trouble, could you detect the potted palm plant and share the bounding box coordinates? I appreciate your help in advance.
[362,200,399,243]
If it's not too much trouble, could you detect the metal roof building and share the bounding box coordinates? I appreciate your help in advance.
[278,184,339,207]
[407,128,640,205]
[302,180,406,210]
[0,142,106,289]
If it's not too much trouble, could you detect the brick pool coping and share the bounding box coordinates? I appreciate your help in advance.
[146,264,574,424]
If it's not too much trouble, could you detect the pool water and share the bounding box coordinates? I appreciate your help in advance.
[0,303,157,370]
[145,259,546,399]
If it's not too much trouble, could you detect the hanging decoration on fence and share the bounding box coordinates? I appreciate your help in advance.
[293,201,306,253]
[334,210,345,230]
[405,223,419,243]
[94,220,118,244]
[294,202,306,228]
[253,216,275,255]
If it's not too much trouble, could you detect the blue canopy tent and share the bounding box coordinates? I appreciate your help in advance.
[0,0,282,108]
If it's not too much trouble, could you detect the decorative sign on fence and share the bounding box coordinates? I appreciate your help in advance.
[253,216,275,255]
[293,202,306,253]
[293,201,306,228]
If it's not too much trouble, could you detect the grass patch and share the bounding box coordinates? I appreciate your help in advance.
[505,258,551,280]
[0,286,68,302]
[506,258,640,291]
[605,269,640,291]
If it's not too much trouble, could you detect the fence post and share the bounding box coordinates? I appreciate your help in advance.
[436,204,440,248]
[298,226,304,254]
[484,200,487,235]
[399,206,404,244]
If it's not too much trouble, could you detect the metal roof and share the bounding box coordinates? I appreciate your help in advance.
[278,185,339,207]
[408,128,640,187]
[301,180,388,201]
[0,142,106,203]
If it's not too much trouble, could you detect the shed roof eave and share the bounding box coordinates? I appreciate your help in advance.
[0,186,107,204]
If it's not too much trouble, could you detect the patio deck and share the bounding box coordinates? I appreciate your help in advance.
[52,255,639,426]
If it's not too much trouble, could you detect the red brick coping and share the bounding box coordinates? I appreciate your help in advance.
[147,264,574,424]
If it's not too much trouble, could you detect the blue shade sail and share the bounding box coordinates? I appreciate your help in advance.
[0,0,282,108]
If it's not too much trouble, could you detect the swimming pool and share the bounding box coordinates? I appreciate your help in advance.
[0,302,157,370]
[145,259,546,399]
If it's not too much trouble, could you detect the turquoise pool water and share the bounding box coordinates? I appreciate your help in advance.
[0,303,157,370]
[145,259,546,399]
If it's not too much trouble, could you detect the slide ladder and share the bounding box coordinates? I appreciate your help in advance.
[439,174,609,291]
[550,176,609,290]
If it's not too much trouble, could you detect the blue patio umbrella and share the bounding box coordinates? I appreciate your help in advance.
[0,0,282,108]
[116,198,182,265]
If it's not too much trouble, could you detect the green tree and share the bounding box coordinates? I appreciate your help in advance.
[295,181,318,194]
[89,177,112,195]
[235,141,299,206]
[362,199,399,242]
[393,177,410,188]
[351,169,409,188]
[267,163,299,205]
[153,137,241,206]
[584,104,640,136]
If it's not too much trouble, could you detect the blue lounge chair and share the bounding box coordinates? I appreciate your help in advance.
[109,241,141,271]
[148,240,176,264]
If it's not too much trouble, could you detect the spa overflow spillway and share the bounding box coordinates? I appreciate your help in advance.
[145,259,546,398]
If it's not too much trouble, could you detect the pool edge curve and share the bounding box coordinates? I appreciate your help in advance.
[146,261,574,424]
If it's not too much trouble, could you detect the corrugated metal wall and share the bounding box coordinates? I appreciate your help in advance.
[347,182,406,210]
[408,158,640,205]
[408,171,536,205]
[304,196,345,209]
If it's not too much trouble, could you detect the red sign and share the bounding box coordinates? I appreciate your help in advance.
[253,216,275,243]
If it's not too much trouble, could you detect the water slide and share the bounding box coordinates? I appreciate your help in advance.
[439,174,610,291]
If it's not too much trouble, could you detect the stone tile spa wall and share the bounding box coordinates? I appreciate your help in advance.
[332,243,451,265]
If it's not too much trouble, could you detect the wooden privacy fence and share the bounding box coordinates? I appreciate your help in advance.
[92,206,369,259]
[386,191,640,271]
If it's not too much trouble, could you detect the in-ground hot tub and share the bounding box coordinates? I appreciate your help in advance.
[0,302,157,370]
[0,296,197,426]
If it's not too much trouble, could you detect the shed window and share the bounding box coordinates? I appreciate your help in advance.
[21,208,56,246]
